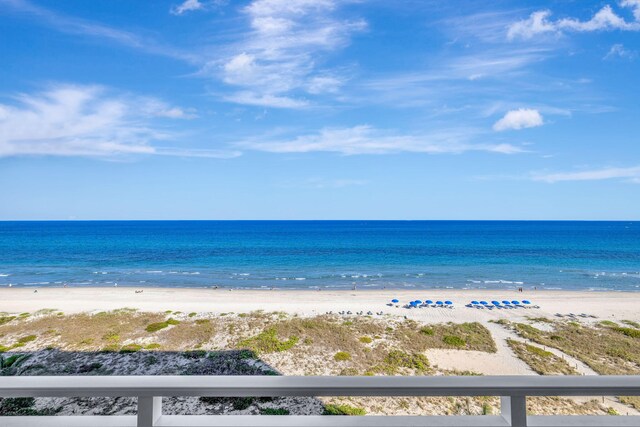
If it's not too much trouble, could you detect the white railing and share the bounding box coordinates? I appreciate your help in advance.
[0,375,639,427]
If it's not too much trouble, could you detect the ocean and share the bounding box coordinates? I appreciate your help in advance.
[0,221,638,291]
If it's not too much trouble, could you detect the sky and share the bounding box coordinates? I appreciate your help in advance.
[0,0,639,220]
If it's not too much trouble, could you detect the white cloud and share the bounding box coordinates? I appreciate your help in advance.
[507,11,559,40]
[0,85,236,159]
[224,91,308,108]
[493,108,543,131]
[508,2,640,40]
[238,125,524,155]
[604,43,637,59]
[171,0,204,15]
[170,0,227,15]
[532,166,640,183]
[205,0,366,108]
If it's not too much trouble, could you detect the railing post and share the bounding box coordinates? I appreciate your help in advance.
[137,396,162,427]
[501,395,527,427]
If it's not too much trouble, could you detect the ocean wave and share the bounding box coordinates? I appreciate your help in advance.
[0,273,10,277]
[482,279,524,285]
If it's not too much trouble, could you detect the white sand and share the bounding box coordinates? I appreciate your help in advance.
[1,288,638,324]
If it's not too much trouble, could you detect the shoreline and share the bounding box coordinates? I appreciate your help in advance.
[2,287,639,323]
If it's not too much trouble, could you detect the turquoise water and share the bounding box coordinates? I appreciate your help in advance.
[0,221,638,291]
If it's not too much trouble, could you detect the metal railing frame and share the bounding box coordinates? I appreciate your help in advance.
[1,375,639,427]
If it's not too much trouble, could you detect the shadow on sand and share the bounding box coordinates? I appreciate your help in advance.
[0,349,327,416]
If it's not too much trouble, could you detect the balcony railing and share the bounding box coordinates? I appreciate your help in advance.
[1,375,639,427]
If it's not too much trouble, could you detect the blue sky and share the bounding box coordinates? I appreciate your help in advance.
[0,0,639,220]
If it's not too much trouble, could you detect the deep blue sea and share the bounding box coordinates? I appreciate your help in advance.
[0,221,639,291]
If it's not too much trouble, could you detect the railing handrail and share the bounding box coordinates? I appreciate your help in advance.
[1,375,639,427]
[1,375,639,398]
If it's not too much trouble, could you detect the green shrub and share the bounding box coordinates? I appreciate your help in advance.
[102,332,120,342]
[334,351,352,361]
[359,336,373,344]
[184,350,207,359]
[145,343,161,350]
[323,404,366,416]
[514,323,542,336]
[525,344,553,357]
[600,320,618,327]
[238,328,298,354]
[17,335,37,344]
[621,320,640,328]
[119,344,143,353]
[1,354,30,369]
[443,335,466,347]
[0,395,57,415]
[613,327,640,338]
[237,349,255,359]
[419,327,434,336]
[188,312,197,317]
[0,316,16,326]
[231,397,253,410]
[145,318,180,333]
[384,350,429,372]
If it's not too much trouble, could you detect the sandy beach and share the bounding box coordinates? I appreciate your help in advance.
[2,287,639,323]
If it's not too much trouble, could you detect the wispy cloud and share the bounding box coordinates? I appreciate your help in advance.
[604,43,637,60]
[493,108,544,131]
[532,165,640,183]
[170,0,227,16]
[1,0,194,61]
[202,0,366,108]
[238,125,524,155]
[0,84,238,159]
[508,1,640,40]
[171,0,205,15]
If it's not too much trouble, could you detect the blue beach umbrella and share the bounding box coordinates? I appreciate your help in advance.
[512,300,522,305]
[522,300,531,305]
[415,300,423,305]
[391,299,399,303]
[410,301,418,307]
[426,300,434,304]
[445,300,453,305]
[436,301,443,305]
[471,300,479,305]
[502,300,511,305]
[480,301,489,305]
[491,300,501,305]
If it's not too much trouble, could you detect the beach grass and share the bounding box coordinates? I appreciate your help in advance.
[508,320,640,375]
[506,339,578,375]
